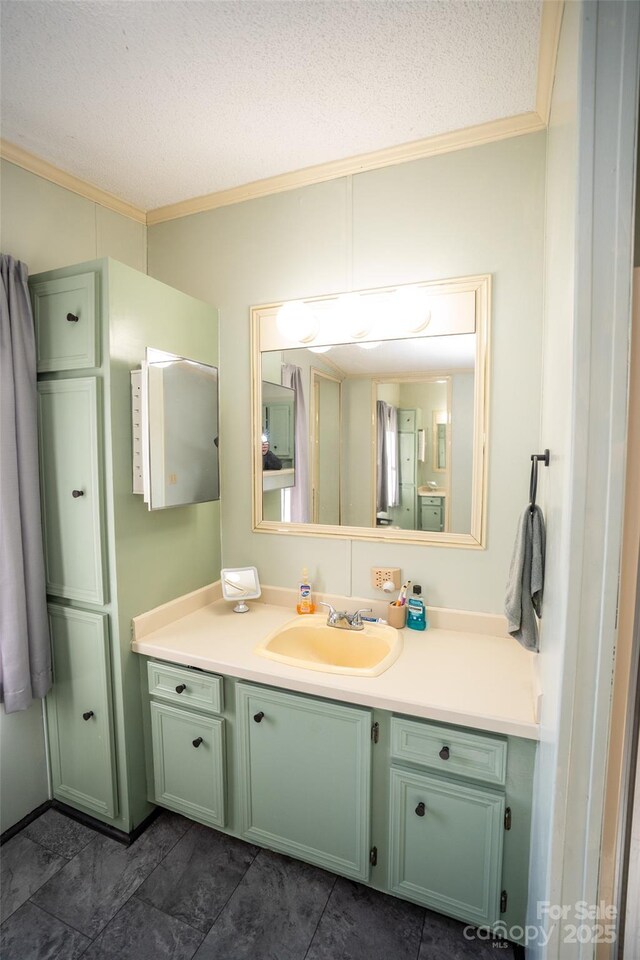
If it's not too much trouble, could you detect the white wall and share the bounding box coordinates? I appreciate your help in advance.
[0,159,147,832]
[148,132,546,612]
[450,373,474,532]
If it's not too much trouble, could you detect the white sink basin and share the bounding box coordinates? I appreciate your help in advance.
[254,614,402,677]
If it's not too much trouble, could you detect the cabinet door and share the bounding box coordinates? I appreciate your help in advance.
[31,271,97,372]
[38,378,105,605]
[398,409,416,432]
[389,767,504,926]
[46,605,117,819]
[421,504,443,532]
[150,702,225,828]
[398,484,416,529]
[266,403,292,458]
[399,433,416,484]
[237,684,371,880]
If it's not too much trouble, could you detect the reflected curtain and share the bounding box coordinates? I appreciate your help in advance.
[0,254,51,713]
[376,400,399,513]
[282,363,310,523]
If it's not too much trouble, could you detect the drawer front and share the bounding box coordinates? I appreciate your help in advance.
[151,702,225,828]
[46,605,117,819]
[32,272,97,372]
[38,378,105,605]
[389,767,504,926]
[391,717,507,787]
[147,660,223,714]
[420,496,443,507]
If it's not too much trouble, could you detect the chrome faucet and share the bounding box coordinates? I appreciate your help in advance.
[318,602,373,631]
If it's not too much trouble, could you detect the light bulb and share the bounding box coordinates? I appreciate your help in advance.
[309,345,331,353]
[395,286,431,334]
[357,341,382,350]
[276,301,319,344]
[333,293,371,339]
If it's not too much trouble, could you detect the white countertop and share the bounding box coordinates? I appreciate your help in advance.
[131,585,539,741]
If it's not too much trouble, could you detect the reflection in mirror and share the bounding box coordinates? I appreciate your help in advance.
[261,381,296,497]
[145,348,219,510]
[252,275,489,547]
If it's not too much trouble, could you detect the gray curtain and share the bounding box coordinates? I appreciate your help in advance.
[376,400,399,513]
[0,254,51,713]
[282,363,310,523]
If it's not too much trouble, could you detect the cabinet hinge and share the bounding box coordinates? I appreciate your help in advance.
[504,807,511,831]
[369,846,378,866]
[500,890,508,913]
[371,722,379,743]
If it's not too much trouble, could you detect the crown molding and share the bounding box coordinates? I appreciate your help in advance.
[537,0,565,124]
[147,111,546,225]
[0,139,147,224]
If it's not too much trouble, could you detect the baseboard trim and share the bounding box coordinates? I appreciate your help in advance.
[0,799,160,847]
[50,800,161,846]
[0,800,52,845]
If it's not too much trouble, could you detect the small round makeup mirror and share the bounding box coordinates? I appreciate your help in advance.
[221,567,261,613]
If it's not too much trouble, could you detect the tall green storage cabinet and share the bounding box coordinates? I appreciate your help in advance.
[31,258,220,835]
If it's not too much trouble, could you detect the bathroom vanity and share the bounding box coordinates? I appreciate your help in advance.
[132,585,538,941]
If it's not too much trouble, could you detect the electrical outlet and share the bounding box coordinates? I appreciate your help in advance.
[371,567,401,591]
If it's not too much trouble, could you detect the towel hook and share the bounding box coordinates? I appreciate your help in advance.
[529,449,550,511]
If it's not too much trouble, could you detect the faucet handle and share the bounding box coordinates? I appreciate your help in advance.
[318,601,336,615]
[350,608,373,627]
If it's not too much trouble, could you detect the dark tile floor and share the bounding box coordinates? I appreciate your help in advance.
[0,808,515,960]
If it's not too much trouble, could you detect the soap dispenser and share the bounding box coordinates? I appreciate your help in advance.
[406,585,427,631]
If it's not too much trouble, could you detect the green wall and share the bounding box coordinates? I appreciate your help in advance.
[148,132,546,612]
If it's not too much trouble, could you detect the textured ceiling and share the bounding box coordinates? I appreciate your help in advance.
[1,1,542,210]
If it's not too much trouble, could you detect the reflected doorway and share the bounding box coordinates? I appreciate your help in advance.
[311,369,341,525]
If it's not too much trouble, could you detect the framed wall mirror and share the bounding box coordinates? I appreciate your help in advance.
[251,274,490,547]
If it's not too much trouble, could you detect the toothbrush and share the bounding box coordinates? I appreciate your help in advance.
[397,581,411,605]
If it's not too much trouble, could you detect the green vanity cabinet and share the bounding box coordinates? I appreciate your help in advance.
[32,258,219,836]
[141,662,535,940]
[46,604,117,819]
[420,496,445,533]
[37,378,106,605]
[236,683,372,881]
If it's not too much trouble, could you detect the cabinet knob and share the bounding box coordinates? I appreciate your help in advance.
[415,802,426,817]
[82,711,94,721]
[175,684,186,694]
[439,745,450,760]
[192,737,203,748]
[72,489,84,498]
[66,313,79,323]
[253,711,265,723]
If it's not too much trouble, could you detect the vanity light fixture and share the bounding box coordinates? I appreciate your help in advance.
[276,301,319,344]
[309,345,332,354]
[357,341,382,350]
[395,286,431,334]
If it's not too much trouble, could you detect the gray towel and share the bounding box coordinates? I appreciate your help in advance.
[505,504,546,651]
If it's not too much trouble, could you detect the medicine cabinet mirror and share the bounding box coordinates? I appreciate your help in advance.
[251,274,490,547]
[140,348,220,510]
